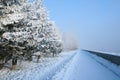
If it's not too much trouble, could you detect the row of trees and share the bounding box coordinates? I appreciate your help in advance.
[0,0,62,65]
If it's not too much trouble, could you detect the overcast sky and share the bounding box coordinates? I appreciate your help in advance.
[43,0,120,53]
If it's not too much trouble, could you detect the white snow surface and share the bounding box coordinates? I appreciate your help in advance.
[51,50,120,80]
[0,50,120,80]
[0,51,76,80]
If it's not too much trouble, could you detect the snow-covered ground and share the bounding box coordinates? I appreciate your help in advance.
[51,50,120,80]
[0,51,76,80]
[0,50,120,80]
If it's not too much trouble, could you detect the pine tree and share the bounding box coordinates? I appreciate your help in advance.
[0,0,63,63]
[0,0,29,61]
[23,0,63,57]
[34,0,63,56]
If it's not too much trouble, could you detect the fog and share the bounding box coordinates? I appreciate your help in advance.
[78,26,120,53]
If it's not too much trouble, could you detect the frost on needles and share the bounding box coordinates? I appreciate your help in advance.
[0,0,62,61]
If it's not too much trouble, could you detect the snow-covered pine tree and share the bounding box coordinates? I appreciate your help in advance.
[0,0,62,63]
[20,1,41,60]
[36,21,63,57]
[0,0,29,61]
[23,0,63,57]
[34,0,63,57]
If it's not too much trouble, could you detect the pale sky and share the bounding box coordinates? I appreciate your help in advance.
[31,0,120,53]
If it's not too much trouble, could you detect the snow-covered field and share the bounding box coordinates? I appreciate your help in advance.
[0,50,120,80]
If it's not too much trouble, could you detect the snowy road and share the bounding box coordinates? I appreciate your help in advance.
[51,51,120,80]
[0,50,120,80]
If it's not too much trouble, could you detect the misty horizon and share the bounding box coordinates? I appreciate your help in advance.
[44,0,120,53]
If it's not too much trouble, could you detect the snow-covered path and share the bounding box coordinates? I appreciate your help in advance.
[0,50,120,80]
[52,50,120,80]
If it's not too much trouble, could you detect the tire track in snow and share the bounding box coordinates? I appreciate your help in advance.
[52,51,120,80]
[41,52,77,80]
[51,52,79,80]
[3,51,77,80]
